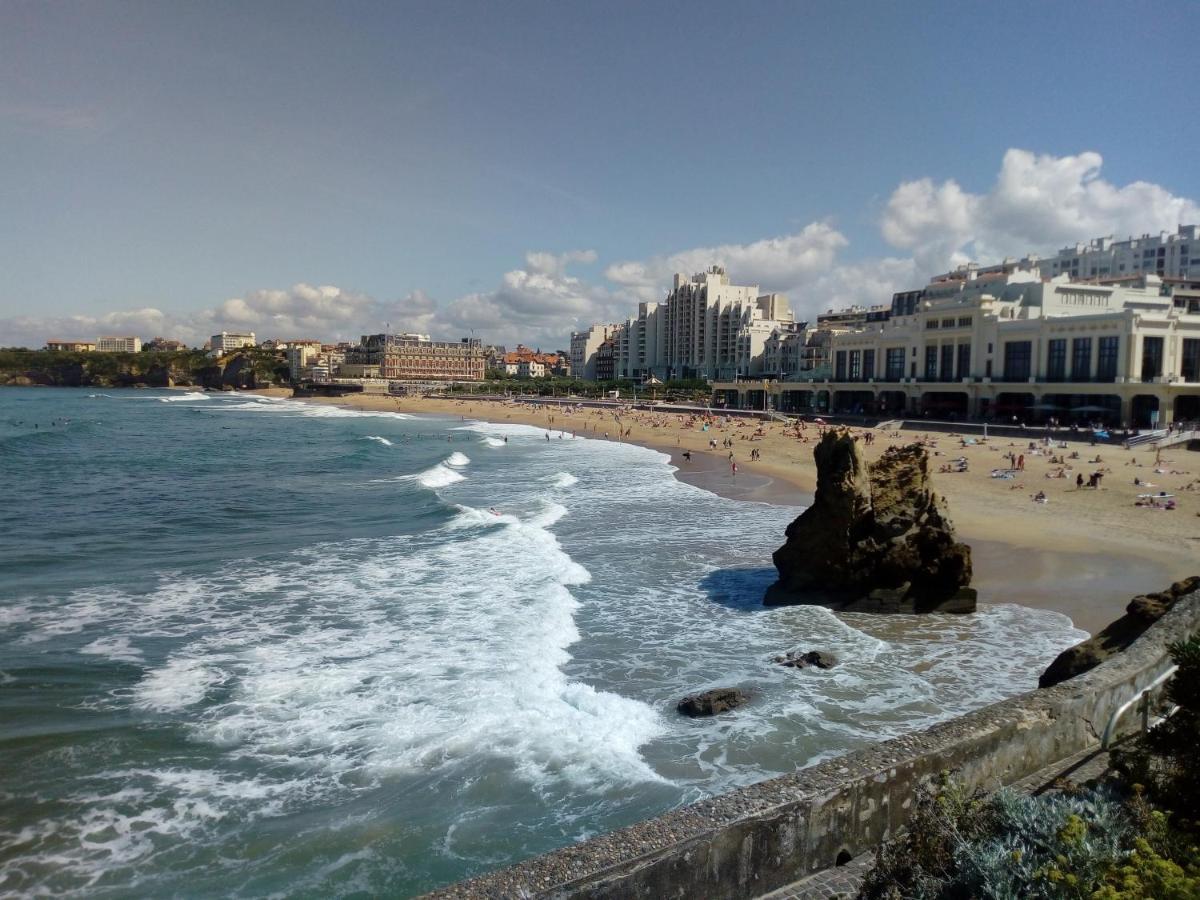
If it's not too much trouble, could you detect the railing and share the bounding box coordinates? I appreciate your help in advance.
[1125,429,1169,448]
[1101,665,1178,749]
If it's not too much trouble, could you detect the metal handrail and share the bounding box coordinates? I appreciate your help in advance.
[1100,665,1178,749]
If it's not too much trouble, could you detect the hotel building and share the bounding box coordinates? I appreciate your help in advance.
[46,340,97,352]
[209,332,256,354]
[348,333,485,381]
[96,336,142,352]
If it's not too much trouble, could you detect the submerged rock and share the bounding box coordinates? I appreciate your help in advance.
[764,429,974,614]
[1039,575,1200,687]
[676,688,748,717]
[773,650,838,670]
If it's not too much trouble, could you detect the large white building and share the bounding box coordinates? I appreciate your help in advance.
[607,267,795,381]
[96,336,142,352]
[716,269,1200,427]
[935,225,1200,285]
[210,331,256,355]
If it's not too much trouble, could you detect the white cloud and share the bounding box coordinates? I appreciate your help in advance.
[605,223,848,302]
[881,149,1200,275]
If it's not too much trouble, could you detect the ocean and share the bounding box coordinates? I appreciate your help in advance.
[0,388,1087,898]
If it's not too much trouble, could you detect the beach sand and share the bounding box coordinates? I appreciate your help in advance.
[277,389,1200,636]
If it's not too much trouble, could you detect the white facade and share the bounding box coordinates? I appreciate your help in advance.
[610,267,794,381]
[516,359,546,378]
[743,271,1200,426]
[936,225,1200,284]
[96,336,142,352]
[570,324,617,380]
[210,331,257,354]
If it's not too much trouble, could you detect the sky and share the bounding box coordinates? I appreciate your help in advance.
[2,0,1199,349]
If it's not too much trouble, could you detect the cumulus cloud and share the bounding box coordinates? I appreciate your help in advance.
[0,308,173,349]
[605,223,848,302]
[881,149,1200,274]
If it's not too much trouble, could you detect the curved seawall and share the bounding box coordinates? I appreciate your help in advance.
[427,591,1200,900]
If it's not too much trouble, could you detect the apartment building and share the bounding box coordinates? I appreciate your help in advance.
[608,267,795,381]
[570,324,618,380]
[209,332,256,355]
[96,336,142,352]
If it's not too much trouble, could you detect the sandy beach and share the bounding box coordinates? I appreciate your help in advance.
[273,389,1199,636]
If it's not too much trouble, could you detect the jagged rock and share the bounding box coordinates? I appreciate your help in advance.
[773,650,838,670]
[1039,575,1200,688]
[764,429,974,614]
[676,688,748,717]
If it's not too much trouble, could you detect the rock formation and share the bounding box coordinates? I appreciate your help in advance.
[764,429,975,613]
[1039,575,1200,688]
[676,688,749,717]
[773,650,838,670]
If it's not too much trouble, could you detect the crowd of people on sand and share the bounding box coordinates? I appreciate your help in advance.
[426,396,1196,516]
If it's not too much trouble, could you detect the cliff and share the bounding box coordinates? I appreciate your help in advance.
[0,349,289,390]
[1039,575,1200,688]
[764,429,975,613]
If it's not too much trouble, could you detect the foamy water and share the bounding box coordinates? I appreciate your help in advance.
[0,389,1087,897]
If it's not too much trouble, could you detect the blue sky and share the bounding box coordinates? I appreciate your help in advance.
[3,0,1199,347]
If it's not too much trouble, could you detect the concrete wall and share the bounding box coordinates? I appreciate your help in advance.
[425,592,1200,900]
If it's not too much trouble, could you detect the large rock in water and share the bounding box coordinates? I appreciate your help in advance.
[1039,575,1200,688]
[764,429,975,613]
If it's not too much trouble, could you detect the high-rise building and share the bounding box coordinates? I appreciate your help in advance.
[609,266,794,381]
[570,324,618,380]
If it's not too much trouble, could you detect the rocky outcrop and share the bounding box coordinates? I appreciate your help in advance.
[1039,575,1200,688]
[773,650,838,670]
[764,430,975,614]
[677,688,749,717]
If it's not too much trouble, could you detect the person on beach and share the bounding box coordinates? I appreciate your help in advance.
[731,461,737,476]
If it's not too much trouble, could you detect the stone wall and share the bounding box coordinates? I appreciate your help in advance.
[425,592,1200,900]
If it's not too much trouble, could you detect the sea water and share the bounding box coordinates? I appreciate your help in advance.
[0,388,1087,897]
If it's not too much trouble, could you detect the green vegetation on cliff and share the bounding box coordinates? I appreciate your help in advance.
[0,348,290,389]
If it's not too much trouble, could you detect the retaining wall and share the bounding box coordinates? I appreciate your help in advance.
[426,592,1200,900]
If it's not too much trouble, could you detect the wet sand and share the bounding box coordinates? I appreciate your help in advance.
[272,389,1199,637]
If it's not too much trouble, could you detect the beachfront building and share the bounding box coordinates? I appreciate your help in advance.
[95,336,142,352]
[209,331,256,355]
[607,267,795,381]
[570,324,619,380]
[348,333,485,381]
[933,225,1200,285]
[714,270,1200,427]
[45,340,97,352]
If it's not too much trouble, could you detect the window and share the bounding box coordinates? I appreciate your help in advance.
[1003,341,1032,381]
[834,350,847,381]
[1047,338,1067,381]
[1182,339,1200,382]
[1071,337,1092,380]
[956,343,971,380]
[957,316,973,327]
[1097,336,1119,381]
[941,317,956,328]
[926,319,939,329]
[885,347,905,380]
[1141,336,1164,380]
[862,349,875,381]
[848,349,861,381]
[940,344,955,381]
[924,346,938,380]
